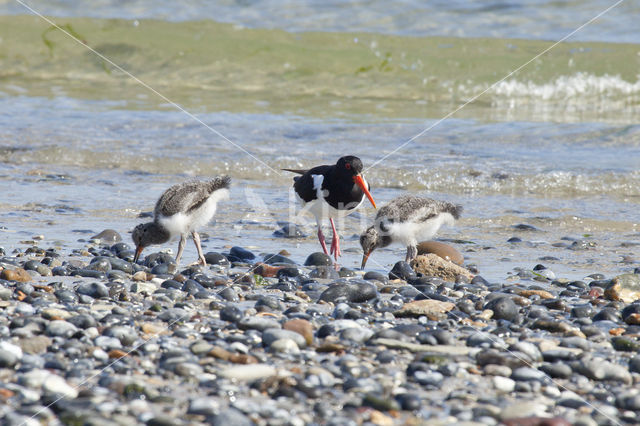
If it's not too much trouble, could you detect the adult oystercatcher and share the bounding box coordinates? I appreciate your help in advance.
[359,195,462,268]
[132,176,231,266]
[284,156,376,261]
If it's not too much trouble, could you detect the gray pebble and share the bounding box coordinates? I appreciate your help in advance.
[45,320,78,338]
[262,328,306,348]
[238,316,280,331]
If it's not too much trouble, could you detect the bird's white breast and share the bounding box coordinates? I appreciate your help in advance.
[158,188,229,238]
[386,212,455,246]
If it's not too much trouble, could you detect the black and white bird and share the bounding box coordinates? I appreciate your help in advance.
[359,195,462,268]
[284,156,377,261]
[132,176,231,266]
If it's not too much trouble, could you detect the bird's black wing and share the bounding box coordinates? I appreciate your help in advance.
[292,164,332,203]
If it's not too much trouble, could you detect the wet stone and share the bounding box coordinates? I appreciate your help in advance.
[88,257,112,272]
[73,269,107,280]
[67,314,97,329]
[255,295,283,311]
[304,252,332,266]
[52,266,71,276]
[484,297,519,321]
[218,287,239,302]
[308,266,338,280]
[0,348,20,368]
[577,358,631,384]
[539,363,572,378]
[340,327,374,343]
[210,408,252,426]
[273,222,306,239]
[611,337,640,352]
[238,316,280,331]
[263,253,296,265]
[318,281,377,303]
[276,267,301,279]
[571,304,595,318]
[338,267,356,278]
[46,320,78,338]
[389,261,416,281]
[363,271,388,283]
[91,229,122,244]
[262,328,307,348]
[108,258,133,274]
[76,282,109,299]
[229,246,256,262]
[143,252,175,267]
[511,367,547,382]
[203,252,229,266]
[592,308,621,322]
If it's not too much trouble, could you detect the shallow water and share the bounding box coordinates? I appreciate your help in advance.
[0,4,638,281]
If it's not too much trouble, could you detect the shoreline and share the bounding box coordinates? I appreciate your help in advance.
[1,229,639,425]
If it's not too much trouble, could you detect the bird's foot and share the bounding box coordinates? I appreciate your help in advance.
[318,228,329,255]
[187,258,207,268]
[330,237,341,260]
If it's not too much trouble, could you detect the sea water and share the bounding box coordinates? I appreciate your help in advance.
[0,2,638,280]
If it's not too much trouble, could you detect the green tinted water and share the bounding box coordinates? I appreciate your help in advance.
[2,15,639,122]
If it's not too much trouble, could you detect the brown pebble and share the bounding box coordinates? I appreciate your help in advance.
[278,249,291,256]
[394,299,455,320]
[502,417,571,426]
[1,268,32,282]
[140,322,166,336]
[518,289,554,299]
[253,263,283,278]
[207,346,232,361]
[283,319,314,345]
[172,273,187,283]
[416,241,464,265]
[316,343,346,354]
[0,388,15,399]
[132,271,152,282]
[626,313,640,325]
[229,354,258,364]
[609,327,626,336]
[108,349,128,359]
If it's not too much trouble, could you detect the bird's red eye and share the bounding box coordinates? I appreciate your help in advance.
[345,163,351,170]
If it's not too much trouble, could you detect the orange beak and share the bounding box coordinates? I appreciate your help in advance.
[133,246,144,263]
[361,250,372,269]
[353,174,376,209]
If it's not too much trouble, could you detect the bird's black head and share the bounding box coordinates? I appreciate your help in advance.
[336,156,364,176]
[132,222,169,263]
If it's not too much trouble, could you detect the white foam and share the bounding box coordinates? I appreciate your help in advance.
[489,73,640,100]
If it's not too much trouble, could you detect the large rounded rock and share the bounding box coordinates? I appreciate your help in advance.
[411,254,473,281]
[229,246,256,262]
[318,281,377,304]
[394,299,455,320]
[1,268,31,282]
[304,252,332,267]
[605,274,640,303]
[417,241,464,265]
[91,229,122,243]
[484,297,519,322]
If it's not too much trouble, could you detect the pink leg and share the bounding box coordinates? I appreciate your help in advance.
[317,227,329,255]
[329,218,341,260]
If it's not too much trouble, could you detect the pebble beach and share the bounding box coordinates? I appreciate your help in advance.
[1,224,640,425]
